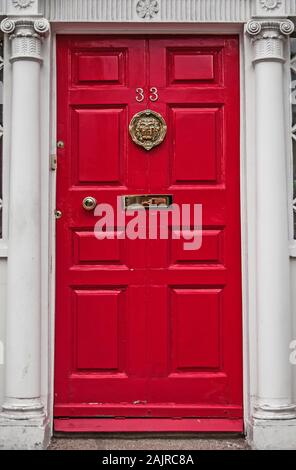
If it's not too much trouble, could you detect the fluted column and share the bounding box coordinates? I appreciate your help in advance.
[0,17,50,449]
[246,19,296,421]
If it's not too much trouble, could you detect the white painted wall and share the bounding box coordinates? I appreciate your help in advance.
[0,258,7,407]
[290,259,296,398]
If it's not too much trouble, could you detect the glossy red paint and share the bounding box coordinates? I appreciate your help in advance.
[55,36,242,431]
[54,418,243,433]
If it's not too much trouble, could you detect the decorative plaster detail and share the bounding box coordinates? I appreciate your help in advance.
[0,18,50,62]
[260,0,282,10]
[246,19,294,62]
[1,18,15,34]
[12,0,34,9]
[136,0,159,20]
[247,20,262,35]
[33,18,50,35]
[280,20,294,35]
[42,0,253,23]
[1,1,296,22]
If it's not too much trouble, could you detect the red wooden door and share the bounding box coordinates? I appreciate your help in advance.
[54,36,242,432]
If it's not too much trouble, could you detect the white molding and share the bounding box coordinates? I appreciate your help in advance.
[49,20,252,437]
[287,38,295,252]
[43,0,253,23]
[0,34,10,246]
[0,1,7,14]
[0,242,7,257]
[47,31,56,441]
[1,0,296,23]
[39,0,296,23]
[51,22,243,34]
[240,29,253,430]
[290,241,296,256]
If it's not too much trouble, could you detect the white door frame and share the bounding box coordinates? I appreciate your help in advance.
[49,20,249,433]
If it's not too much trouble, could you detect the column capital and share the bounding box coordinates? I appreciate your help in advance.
[246,19,294,62]
[0,17,50,62]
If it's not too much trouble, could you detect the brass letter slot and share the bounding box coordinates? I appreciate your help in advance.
[123,195,173,210]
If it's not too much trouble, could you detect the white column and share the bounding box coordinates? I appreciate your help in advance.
[246,19,296,448]
[0,17,50,450]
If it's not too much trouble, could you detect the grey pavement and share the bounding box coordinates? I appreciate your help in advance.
[49,435,249,450]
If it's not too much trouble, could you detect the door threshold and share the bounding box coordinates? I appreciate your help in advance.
[54,418,243,433]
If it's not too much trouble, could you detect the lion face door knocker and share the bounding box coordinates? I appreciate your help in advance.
[129,109,167,151]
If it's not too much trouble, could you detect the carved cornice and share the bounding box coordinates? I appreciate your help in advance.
[246,19,294,62]
[6,0,41,16]
[136,0,160,20]
[0,17,50,62]
[0,0,293,23]
[0,1,296,24]
[43,0,253,23]
[12,0,34,8]
[256,0,286,17]
[260,0,282,9]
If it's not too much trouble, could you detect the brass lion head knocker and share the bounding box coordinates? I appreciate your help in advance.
[129,109,167,151]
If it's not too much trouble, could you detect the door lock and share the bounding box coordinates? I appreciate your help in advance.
[82,196,97,211]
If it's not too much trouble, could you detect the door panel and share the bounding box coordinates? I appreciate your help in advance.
[55,36,242,427]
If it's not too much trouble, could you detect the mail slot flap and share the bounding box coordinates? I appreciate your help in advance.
[123,194,173,209]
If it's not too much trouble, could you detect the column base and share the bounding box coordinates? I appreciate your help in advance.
[0,399,51,449]
[253,403,296,420]
[247,418,296,449]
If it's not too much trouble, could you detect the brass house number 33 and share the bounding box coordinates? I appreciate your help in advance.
[136,87,159,102]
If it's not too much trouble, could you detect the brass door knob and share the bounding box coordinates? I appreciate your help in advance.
[82,196,97,211]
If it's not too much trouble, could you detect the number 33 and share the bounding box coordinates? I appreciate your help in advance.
[136,87,159,102]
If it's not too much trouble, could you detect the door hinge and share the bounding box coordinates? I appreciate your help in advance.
[50,154,57,171]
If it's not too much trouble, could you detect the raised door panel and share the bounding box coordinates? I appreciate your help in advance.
[171,107,221,184]
[72,107,126,185]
